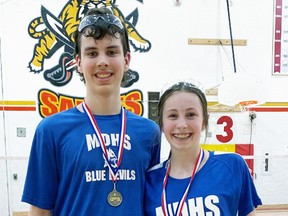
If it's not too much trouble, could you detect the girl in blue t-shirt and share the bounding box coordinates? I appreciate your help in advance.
[144,80,262,216]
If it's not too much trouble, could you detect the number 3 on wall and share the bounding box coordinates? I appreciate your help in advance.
[216,116,233,143]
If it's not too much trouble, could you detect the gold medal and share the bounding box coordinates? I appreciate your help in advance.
[107,189,122,206]
[82,103,126,207]
[107,183,122,207]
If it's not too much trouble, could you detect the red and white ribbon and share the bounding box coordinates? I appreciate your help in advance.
[161,149,204,216]
[82,102,126,181]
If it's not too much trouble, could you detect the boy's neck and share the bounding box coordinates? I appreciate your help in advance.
[84,94,122,115]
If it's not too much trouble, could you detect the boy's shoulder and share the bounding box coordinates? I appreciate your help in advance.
[38,107,79,126]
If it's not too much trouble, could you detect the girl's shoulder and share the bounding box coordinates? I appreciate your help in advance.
[208,151,249,174]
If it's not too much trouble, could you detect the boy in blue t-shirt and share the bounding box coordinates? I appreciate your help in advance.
[22,6,161,216]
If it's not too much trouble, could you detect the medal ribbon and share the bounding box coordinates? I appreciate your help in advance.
[82,102,126,181]
[161,149,204,216]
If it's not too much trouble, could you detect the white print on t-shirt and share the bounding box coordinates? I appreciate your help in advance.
[103,148,118,168]
[85,133,131,151]
[155,195,220,216]
[85,169,136,182]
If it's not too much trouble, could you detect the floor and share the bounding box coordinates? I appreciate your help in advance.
[256,210,288,216]
[14,211,288,216]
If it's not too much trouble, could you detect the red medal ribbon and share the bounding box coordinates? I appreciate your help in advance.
[82,102,126,181]
[161,149,204,216]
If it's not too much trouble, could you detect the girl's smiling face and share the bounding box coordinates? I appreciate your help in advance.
[162,91,205,151]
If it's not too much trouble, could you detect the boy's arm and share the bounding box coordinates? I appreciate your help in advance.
[247,209,256,216]
[28,205,51,216]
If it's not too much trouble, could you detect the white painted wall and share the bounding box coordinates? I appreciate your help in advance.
[0,0,287,214]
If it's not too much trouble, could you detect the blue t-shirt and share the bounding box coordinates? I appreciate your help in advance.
[144,151,262,216]
[22,107,161,216]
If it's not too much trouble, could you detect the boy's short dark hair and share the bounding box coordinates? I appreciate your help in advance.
[74,7,130,57]
[73,7,130,82]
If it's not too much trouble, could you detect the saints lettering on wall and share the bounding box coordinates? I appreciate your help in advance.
[27,0,150,117]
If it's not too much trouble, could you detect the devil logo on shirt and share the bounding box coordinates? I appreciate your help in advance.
[103,148,118,168]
